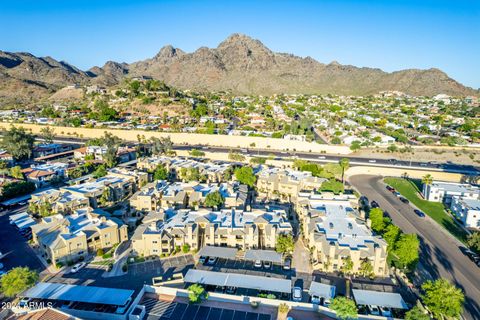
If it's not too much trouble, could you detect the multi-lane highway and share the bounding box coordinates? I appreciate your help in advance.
[349,175,480,320]
[30,135,480,175]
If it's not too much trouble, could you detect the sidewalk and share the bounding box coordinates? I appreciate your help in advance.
[102,242,131,278]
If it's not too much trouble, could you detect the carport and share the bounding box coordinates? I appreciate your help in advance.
[309,281,336,300]
[23,282,135,306]
[184,269,291,294]
[244,249,283,264]
[197,246,238,260]
[15,217,37,230]
[352,289,408,309]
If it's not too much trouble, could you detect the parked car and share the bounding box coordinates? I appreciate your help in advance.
[283,258,291,270]
[370,201,379,208]
[318,156,326,159]
[386,185,393,191]
[322,298,331,307]
[380,306,392,317]
[368,305,381,316]
[292,287,302,302]
[18,297,32,309]
[225,286,236,294]
[70,262,86,273]
[399,197,409,204]
[368,159,377,163]
[311,295,321,305]
[460,247,480,262]
[264,261,272,269]
[207,257,217,265]
[254,260,263,268]
[0,263,4,269]
[414,209,425,217]
[393,191,401,197]
[198,256,206,264]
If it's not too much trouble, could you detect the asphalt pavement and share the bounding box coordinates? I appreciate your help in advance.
[349,174,480,320]
[0,206,45,273]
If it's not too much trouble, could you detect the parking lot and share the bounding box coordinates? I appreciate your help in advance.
[143,298,271,320]
[198,257,289,279]
[48,254,195,291]
[0,207,45,273]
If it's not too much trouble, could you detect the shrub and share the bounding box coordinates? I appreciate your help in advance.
[122,263,128,272]
[188,284,208,304]
[97,248,104,257]
[182,244,191,253]
[278,303,290,314]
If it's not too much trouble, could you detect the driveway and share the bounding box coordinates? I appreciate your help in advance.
[349,174,480,320]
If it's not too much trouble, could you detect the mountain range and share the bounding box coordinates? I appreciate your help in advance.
[0,33,477,106]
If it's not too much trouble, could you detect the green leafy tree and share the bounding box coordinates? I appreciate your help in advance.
[9,166,24,179]
[383,224,401,249]
[103,146,118,168]
[189,149,205,157]
[276,234,295,254]
[358,258,374,278]
[330,297,357,320]
[182,244,191,253]
[394,233,420,270]
[422,279,464,319]
[0,267,38,297]
[1,181,36,201]
[320,179,344,194]
[150,136,173,155]
[188,284,208,304]
[1,126,36,160]
[467,231,480,253]
[153,165,168,181]
[228,151,246,162]
[369,208,387,233]
[99,188,111,207]
[38,202,53,217]
[93,164,107,178]
[339,158,350,183]
[422,174,434,187]
[204,191,225,210]
[405,305,430,320]
[341,256,354,276]
[40,126,55,144]
[234,166,256,187]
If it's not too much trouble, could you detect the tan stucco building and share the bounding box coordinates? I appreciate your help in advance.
[131,208,292,257]
[31,208,128,265]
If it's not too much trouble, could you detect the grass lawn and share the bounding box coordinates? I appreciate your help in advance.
[384,177,467,243]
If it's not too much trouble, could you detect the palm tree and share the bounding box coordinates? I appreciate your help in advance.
[339,158,350,184]
[422,174,433,186]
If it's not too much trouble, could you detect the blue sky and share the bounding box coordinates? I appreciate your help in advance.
[1,0,479,88]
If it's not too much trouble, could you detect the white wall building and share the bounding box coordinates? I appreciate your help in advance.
[450,197,480,229]
[423,181,480,204]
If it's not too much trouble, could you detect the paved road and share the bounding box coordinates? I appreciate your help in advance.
[29,136,480,175]
[0,206,45,273]
[349,175,480,320]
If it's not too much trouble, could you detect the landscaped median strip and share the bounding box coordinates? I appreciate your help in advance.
[384,177,467,243]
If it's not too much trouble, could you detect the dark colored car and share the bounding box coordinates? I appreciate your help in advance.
[414,209,425,217]
[386,185,394,191]
[370,201,379,208]
[399,197,409,204]
[460,247,480,262]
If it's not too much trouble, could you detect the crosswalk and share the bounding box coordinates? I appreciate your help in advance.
[143,298,177,319]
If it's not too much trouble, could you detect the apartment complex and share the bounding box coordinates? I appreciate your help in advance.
[256,167,327,202]
[31,208,128,265]
[297,197,388,277]
[423,181,479,203]
[130,180,248,212]
[450,197,480,229]
[137,156,233,183]
[131,207,292,256]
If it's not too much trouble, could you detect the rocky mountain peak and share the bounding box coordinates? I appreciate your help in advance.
[154,45,184,60]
